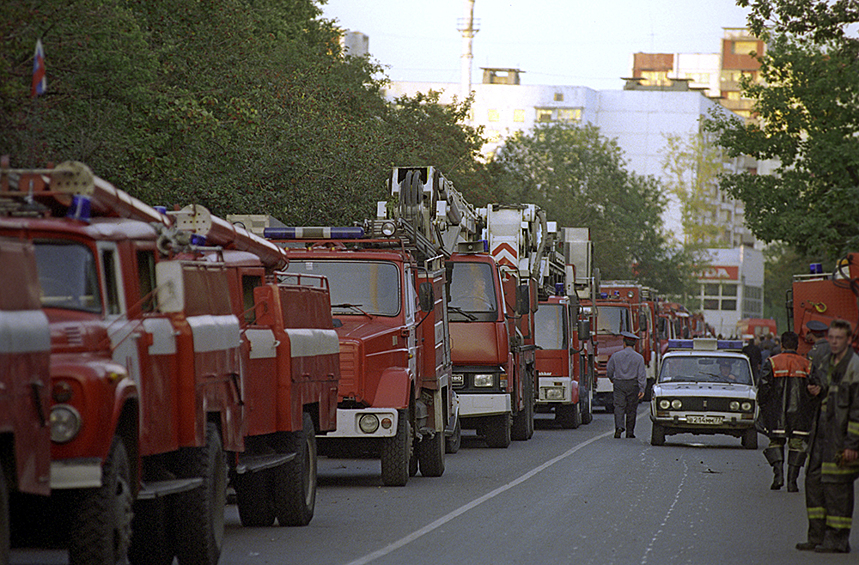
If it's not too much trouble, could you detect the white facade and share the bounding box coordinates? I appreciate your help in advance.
[342,31,369,57]
[693,246,764,338]
[383,78,740,239]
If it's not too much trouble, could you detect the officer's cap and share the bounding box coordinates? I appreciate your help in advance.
[620,331,639,340]
[807,320,829,333]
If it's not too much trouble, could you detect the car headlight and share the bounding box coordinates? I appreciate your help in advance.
[741,401,753,412]
[452,374,464,386]
[730,401,740,411]
[50,404,82,443]
[474,374,494,387]
[659,399,670,410]
[671,399,682,409]
[358,414,380,434]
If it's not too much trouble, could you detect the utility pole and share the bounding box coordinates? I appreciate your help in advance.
[458,0,478,102]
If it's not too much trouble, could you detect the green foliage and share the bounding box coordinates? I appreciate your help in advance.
[762,242,819,331]
[707,2,859,260]
[489,122,696,294]
[0,0,488,227]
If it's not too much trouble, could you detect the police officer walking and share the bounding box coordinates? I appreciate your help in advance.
[757,331,813,491]
[806,320,830,376]
[607,331,646,438]
[797,319,859,553]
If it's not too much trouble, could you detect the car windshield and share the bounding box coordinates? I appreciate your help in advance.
[659,356,753,385]
[34,240,102,313]
[285,259,401,316]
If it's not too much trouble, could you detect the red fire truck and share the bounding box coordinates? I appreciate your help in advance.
[0,237,51,565]
[534,226,595,428]
[268,167,459,485]
[444,201,546,447]
[0,161,339,564]
[586,288,635,412]
[789,253,859,356]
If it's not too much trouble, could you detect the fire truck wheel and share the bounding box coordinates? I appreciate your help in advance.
[275,412,317,526]
[556,402,581,429]
[409,449,419,477]
[484,414,511,448]
[68,436,133,565]
[235,469,275,527]
[651,423,666,446]
[581,387,593,425]
[512,374,535,441]
[445,418,461,454]
[172,422,226,565]
[0,466,8,565]
[381,410,411,486]
[418,431,446,477]
[741,427,759,450]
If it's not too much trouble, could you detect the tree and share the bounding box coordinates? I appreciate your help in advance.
[661,132,729,247]
[706,1,859,260]
[489,122,697,294]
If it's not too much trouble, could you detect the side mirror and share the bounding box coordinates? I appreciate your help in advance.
[578,318,591,341]
[516,284,530,315]
[419,282,434,312]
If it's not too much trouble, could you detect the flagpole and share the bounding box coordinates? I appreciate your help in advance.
[30,38,47,167]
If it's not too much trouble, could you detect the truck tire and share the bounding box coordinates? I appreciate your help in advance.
[275,412,317,526]
[581,388,593,425]
[1,468,8,565]
[445,418,461,454]
[556,402,581,429]
[742,427,758,450]
[484,414,511,448]
[68,436,133,565]
[381,410,411,486]
[418,431,445,477]
[129,498,174,565]
[235,469,275,527]
[512,373,535,441]
[172,422,226,565]
[651,423,666,446]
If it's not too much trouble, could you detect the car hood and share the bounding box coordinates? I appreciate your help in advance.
[653,382,756,398]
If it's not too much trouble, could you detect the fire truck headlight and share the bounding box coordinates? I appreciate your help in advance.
[544,387,564,400]
[474,374,494,387]
[451,374,464,386]
[50,404,82,443]
[658,399,670,410]
[358,414,380,434]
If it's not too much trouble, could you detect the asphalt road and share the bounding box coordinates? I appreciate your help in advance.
[12,408,859,565]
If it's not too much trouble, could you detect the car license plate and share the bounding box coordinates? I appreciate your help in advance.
[687,415,723,425]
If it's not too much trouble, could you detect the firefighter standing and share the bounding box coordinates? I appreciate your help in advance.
[797,319,859,553]
[607,331,645,439]
[806,320,831,378]
[757,331,813,491]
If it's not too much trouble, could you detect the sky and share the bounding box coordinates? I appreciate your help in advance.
[320,0,752,91]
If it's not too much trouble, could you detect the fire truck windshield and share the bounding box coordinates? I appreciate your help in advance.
[33,240,102,313]
[286,259,401,316]
[447,262,498,317]
[597,306,631,334]
[535,304,566,350]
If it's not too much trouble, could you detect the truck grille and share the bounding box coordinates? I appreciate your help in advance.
[338,342,359,396]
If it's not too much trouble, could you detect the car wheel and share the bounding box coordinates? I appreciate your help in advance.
[741,427,758,449]
[651,423,666,446]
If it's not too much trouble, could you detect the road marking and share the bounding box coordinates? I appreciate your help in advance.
[345,426,619,565]
[641,458,688,564]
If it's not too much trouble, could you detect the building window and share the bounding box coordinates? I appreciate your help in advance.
[554,92,564,102]
[733,40,758,56]
[558,108,582,122]
[721,300,737,311]
[704,298,719,310]
[641,70,669,86]
[742,285,763,318]
[487,109,500,122]
[513,109,525,122]
[535,108,553,123]
[721,284,737,297]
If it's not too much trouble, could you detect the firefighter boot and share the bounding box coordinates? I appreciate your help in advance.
[764,446,784,490]
[786,450,807,493]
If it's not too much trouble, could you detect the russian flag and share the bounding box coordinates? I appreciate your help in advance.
[31,39,46,97]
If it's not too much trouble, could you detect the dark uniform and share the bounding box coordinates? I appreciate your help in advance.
[758,348,812,491]
[801,349,859,552]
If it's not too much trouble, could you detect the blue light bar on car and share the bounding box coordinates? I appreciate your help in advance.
[264,226,365,240]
